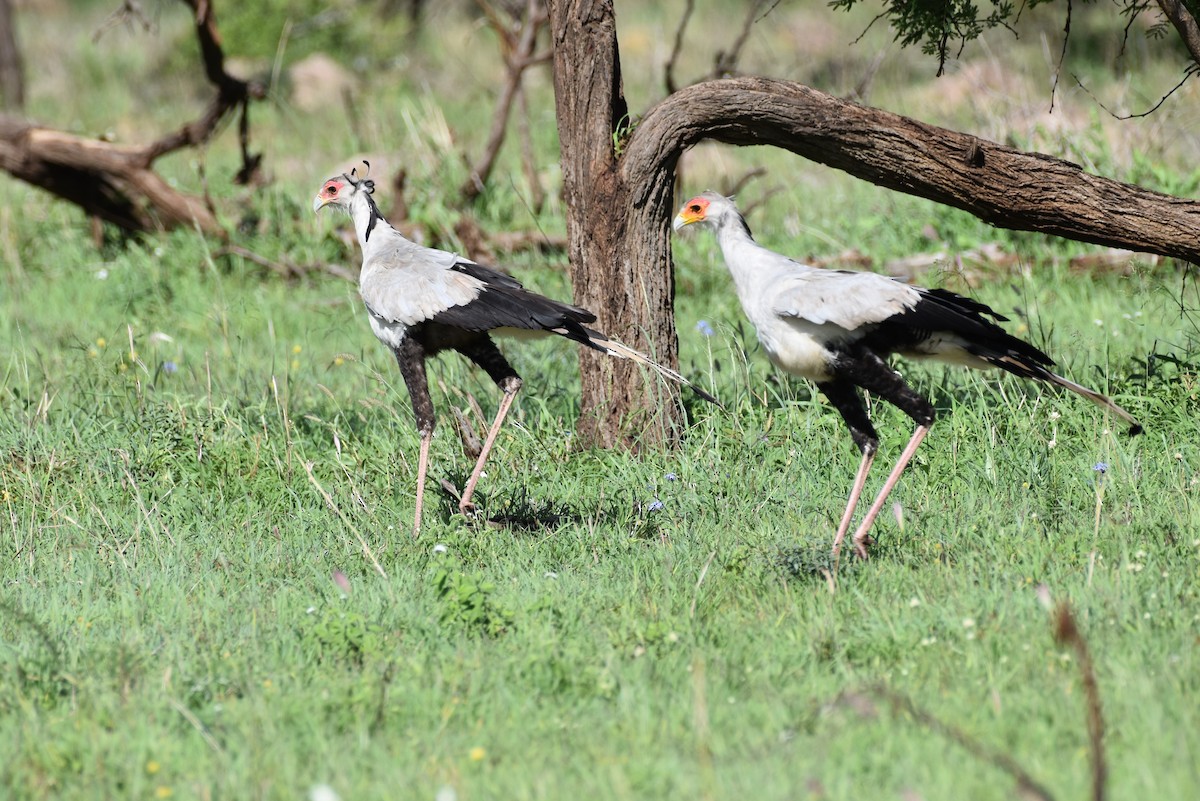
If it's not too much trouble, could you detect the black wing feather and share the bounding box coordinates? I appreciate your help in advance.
[429,261,597,346]
[861,286,1055,376]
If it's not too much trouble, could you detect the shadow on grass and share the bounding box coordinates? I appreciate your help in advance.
[434,477,665,538]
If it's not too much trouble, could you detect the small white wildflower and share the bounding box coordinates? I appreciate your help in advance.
[147,331,174,345]
[543,571,558,579]
[1049,411,1061,420]
[962,618,975,628]
[306,606,317,614]
[1176,453,1185,461]
[1060,653,1072,663]
[433,543,448,554]
[1136,550,1147,559]
[1143,612,1151,620]
[909,597,921,608]
[436,787,458,801]
[1093,319,1103,326]
[920,636,937,646]
[1047,438,1057,449]
[1126,563,1144,573]
[153,247,165,258]
[95,268,109,280]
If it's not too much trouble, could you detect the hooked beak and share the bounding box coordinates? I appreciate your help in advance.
[312,195,328,214]
[672,209,699,232]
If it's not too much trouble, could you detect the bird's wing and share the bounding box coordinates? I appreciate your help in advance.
[359,244,486,327]
[360,238,597,341]
[772,269,922,331]
[430,261,597,343]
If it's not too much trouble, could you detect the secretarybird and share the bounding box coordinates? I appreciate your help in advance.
[314,165,713,536]
[673,191,1141,560]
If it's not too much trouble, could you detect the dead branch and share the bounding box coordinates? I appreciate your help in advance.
[0,0,265,237]
[838,685,1056,801]
[713,0,773,77]
[460,0,550,203]
[515,84,546,213]
[664,0,695,95]
[0,0,25,109]
[1050,601,1107,801]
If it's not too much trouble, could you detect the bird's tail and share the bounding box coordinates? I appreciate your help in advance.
[986,354,1142,435]
[1042,370,1143,435]
[581,328,720,406]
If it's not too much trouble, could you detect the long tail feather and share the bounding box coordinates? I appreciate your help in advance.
[576,328,721,406]
[983,354,1142,435]
[1044,370,1143,435]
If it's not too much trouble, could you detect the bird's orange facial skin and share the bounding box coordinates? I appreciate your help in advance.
[677,196,710,225]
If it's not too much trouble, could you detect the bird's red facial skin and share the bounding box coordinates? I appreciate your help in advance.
[321,180,344,200]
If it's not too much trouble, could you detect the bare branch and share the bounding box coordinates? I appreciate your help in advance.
[460,0,548,202]
[839,685,1056,801]
[143,0,266,178]
[1050,601,1108,801]
[93,0,155,42]
[664,0,695,95]
[713,0,773,77]
[1072,64,1198,119]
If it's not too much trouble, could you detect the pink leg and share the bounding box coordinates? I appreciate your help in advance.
[459,381,522,515]
[851,425,930,559]
[413,428,432,537]
[831,448,877,560]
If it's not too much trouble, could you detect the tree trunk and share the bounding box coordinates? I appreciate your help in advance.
[547,0,683,449]
[0,0,22,110]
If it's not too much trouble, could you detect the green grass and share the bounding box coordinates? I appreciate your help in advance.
[3,2,1200,800]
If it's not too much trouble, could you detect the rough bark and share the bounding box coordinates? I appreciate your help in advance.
[0,0,262,236]
[0,0,23,110]
[547,0,682,449]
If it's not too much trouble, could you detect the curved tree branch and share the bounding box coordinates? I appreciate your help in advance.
[622,77,1200,264]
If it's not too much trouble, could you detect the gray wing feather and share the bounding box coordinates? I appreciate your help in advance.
[772,270,921,331]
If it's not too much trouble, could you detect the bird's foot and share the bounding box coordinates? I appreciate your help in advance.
[852,533,875,560]
[458,500,478,519]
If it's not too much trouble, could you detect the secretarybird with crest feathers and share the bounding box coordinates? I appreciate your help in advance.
[314,163,715,536]
[674,191,1142,560]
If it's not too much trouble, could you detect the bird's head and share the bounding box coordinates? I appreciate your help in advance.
[313,161,375,214]
[672,191,734,233]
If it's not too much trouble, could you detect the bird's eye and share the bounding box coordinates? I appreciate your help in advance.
[689,204,702,213]
[327,185,338,195]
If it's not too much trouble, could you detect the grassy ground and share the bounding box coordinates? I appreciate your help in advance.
[3,2,1200,800]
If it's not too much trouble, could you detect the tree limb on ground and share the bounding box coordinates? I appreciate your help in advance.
[0,0,263,237]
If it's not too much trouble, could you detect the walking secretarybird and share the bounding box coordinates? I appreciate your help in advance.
[673,191,1141,560]
[314,165,714,536]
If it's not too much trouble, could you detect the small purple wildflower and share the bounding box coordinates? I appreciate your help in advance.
[695,320,715,337]
[647,499,665,512]
[664,472,678,482]
[162,361,178,374]
[1092,462,1108,474]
